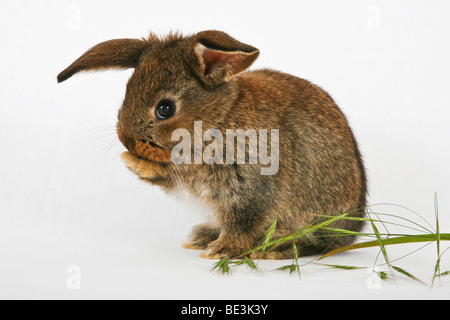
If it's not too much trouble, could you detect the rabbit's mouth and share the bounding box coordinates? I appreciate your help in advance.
[117,123,172,163]
[134,138,172,163]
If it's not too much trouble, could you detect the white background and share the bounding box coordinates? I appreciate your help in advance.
[1,0,450,299]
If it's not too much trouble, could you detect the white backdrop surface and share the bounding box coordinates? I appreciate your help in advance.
[1,0,449,299]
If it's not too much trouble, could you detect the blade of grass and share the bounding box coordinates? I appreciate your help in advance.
[319,233,450,260]
[293,242,301,279]
[367,203,435,233]
[212,257,231,275]
[377,271,390,280]
[432,193,441,287]
[432,246,450,286]
[369,212,435,234]
[314,211,432,234]
[220,257,260,274]
[290,213,351,241]
[319,227,367,236]
[259,218,278,259]
[317,263,363,270]
[392,265,425,285]
[267,213,351,255]
[243,256,260,273]
[275,264,297,274]
[369,216,392,273]
[239,213,350,259]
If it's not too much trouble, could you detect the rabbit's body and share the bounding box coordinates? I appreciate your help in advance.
[58,31,366,259]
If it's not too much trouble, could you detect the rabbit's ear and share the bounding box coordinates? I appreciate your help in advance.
[193,30,259,86]
[57,38,149,83]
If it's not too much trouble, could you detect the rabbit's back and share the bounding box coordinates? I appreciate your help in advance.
[234,69,367,243]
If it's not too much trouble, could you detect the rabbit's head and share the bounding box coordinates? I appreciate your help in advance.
[58,31,259,163]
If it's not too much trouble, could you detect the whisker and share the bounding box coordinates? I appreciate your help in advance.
[169,163,186,190]
[166,164,180,190]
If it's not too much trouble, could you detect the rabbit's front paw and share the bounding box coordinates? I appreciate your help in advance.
[200,236,248,260]
[121,151,167,180]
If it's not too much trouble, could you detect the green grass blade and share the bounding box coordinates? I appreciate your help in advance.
[377,271,390,280]
[290,213,351,241]
[367,203,435,233]
[392,265,425,285]
[368,218,392,270]
[293,242,301,279]
[259,218,278,258]
[319,233,450,260]
[432,193,441,286]
[276,264,298,275]
[212,257,231,275]
[243,256,260,273]
[318,263,362,270]
[245,213,351,258]
[316,211,432,234]
[320,227,367,236]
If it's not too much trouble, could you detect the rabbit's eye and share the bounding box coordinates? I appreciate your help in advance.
[156,100,176,120]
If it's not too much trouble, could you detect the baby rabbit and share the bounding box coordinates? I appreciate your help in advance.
[58,30,367,259]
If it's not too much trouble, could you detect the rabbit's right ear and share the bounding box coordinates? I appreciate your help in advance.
[57,38,149,83]
[191,30,259,87]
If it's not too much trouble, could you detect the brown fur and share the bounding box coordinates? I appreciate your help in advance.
[58,30,367,259]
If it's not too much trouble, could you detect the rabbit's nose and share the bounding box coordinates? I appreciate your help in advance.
[123,136,137,154]
[117,124,136,154]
